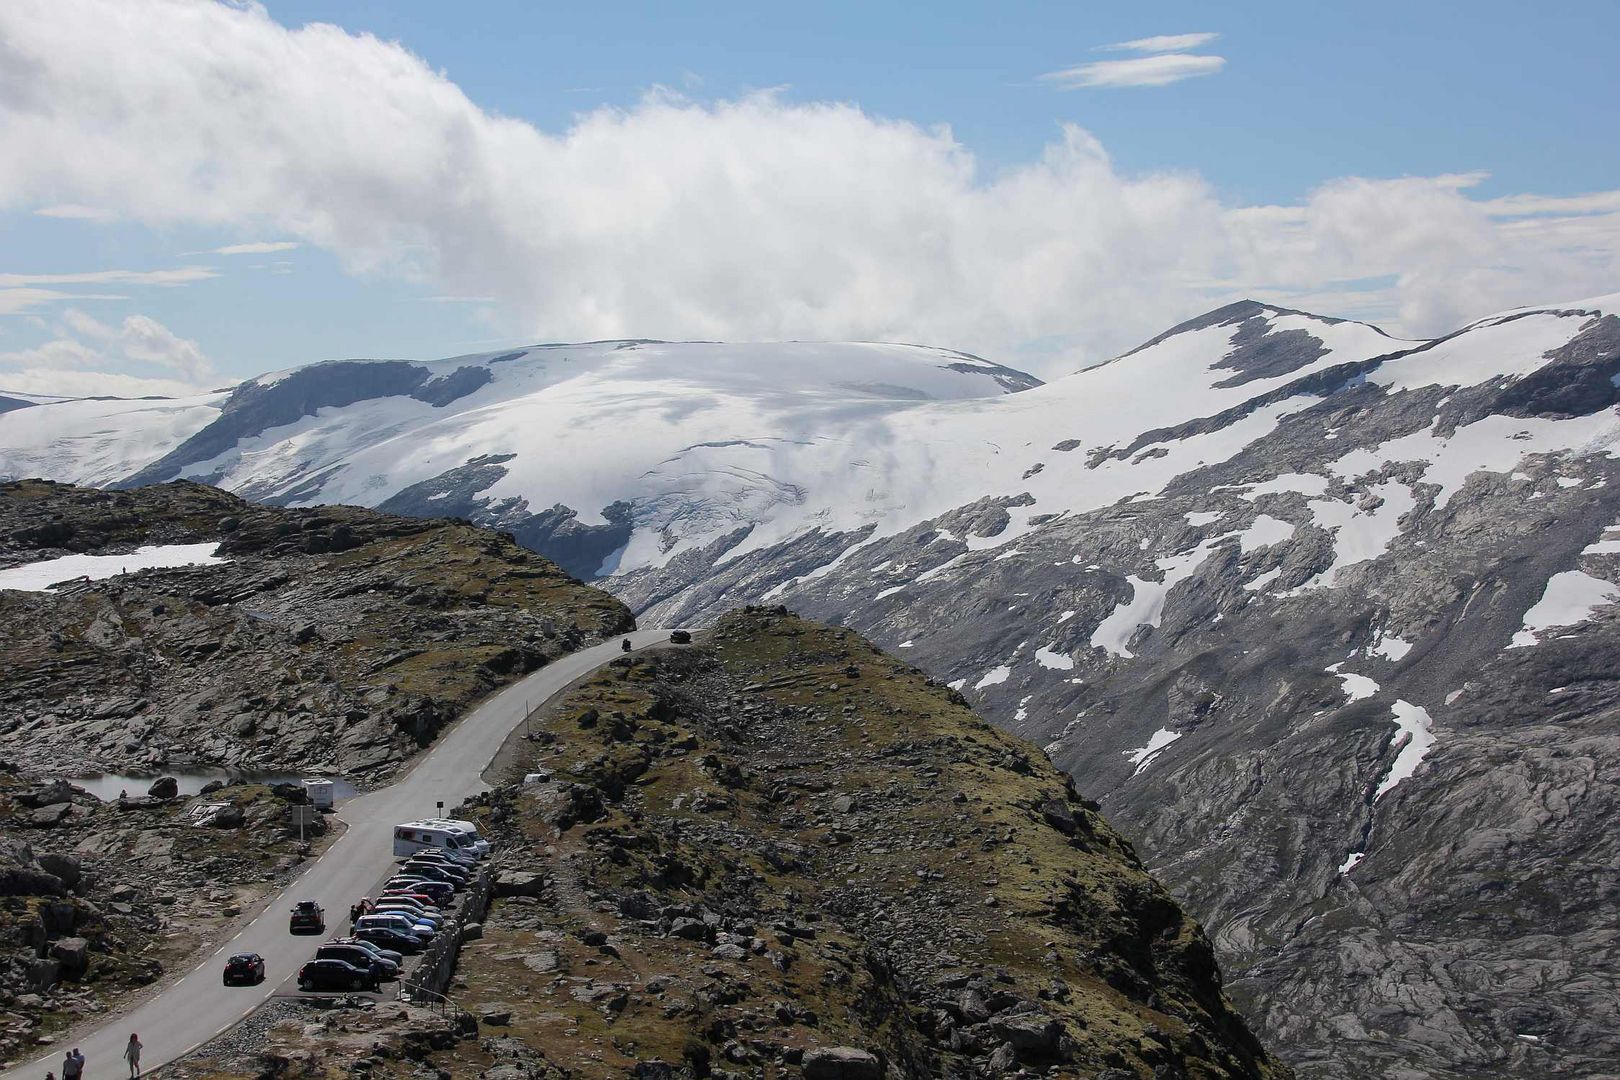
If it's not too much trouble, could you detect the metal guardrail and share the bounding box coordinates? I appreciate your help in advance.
[397,867,494,1003]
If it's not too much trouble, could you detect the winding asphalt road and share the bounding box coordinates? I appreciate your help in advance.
[2,630,671,1080]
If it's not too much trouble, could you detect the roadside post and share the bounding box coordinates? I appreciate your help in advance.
[290,803,317,845]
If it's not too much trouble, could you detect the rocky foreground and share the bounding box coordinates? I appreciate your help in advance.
[0,768,336,1064]
[189,610,1288,1079]
[0,480,634,778]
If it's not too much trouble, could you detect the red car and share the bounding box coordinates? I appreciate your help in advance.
[223,952,265,986]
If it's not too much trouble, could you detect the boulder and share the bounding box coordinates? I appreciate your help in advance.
[493,871,544,898]
[18,780,76,809]
[801,1047,882,1080]
[209,805,246,829]
[28,804,70,828]
[36,853,82,890]
[478,1007,511,1027]
[462,922,484,941]
[990,1013,1062,1055]
[50,937,90,979]
[147,776,179,800]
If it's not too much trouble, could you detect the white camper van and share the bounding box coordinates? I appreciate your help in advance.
[420,817,491,857]
[302,778,335,810]
[392,821,479,860]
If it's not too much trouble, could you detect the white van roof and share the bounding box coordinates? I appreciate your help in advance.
[395,820,471,833]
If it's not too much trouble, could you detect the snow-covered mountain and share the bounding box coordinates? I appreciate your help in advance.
[6,293,1620,1077]
[0,340,1039,577]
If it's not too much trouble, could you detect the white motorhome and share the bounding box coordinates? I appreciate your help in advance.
[392,821,479,860]
[302,778,335,810]
[420,817,491,857]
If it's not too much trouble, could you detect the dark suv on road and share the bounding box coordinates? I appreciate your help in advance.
[222,952,265,985]
[316,943,398,980]
[298,957,379,993]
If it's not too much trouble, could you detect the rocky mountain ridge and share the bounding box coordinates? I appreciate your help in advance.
[0,480,634,779]
[6,293,1620,1075]
[174,610,1289,1080]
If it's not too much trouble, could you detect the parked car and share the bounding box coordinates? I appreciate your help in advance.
[398,862,461,886]
[289,900,325,934]
[379,888,443,910]
[355,912,434,942]
[404,855,470,881]
[669,629,692,644]
[352,925,423,955]
[368,904,440,932]
[316,943,399,980]
[372,896,441,918]
[297,957,379,993]
[222,952,265,986]
[329,936,404,967]
[383,878,453,904]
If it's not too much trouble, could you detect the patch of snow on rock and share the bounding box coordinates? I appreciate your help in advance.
[1035,646,1075,671]
[974,665,1011,690]
[1510,570,1620,647]
[1124,728,1183,777]
[1374,700,1437,800]
[0,543,226,592]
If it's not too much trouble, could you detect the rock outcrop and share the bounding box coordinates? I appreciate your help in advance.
[0,480,634,778]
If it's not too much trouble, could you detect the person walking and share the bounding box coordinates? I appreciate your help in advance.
[70,1047,85,1080]
[59,1053,73,1080]
[123,1033,142,1078]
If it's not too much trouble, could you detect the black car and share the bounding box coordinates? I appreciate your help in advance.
[316,943,398,980]
[400,861,462,886]
[352,925,424,954]
[669,629,692,644]
[222,952,265,986]
[289,899,326,934]
[298,957,379,992]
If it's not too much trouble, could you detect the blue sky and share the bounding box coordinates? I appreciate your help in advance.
[1,0,1617,394]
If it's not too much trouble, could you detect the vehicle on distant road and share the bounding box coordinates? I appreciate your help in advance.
[417,818,492,857]
[393,821,481,860]
[382,878,453,904]
[289,900,326,934]
[352,925,424,955]
[329,936,405,968]
[669,629,692,644]
[369,902,443,930]
[297,957,379,993]
[398,861,462,887]
[315,943,398,980]
[355,912,434,942]
[222,953,265,986]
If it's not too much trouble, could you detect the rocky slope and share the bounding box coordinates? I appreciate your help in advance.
[0,480,634,779]
[611,300,1620,1077]
[175,609,1288,1080]
[0,767,339,1065]
[5,294,1620,1076]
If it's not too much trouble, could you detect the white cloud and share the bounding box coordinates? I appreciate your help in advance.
[1101,33,1220,54]
[0,368,206,397]
[0,309,214,394]
[0,288,127,315]
[0,1,1616,376]
[202,240,301,255]
[32,203,115,221]
[0,268,218,287]
[1040,54,1227,89]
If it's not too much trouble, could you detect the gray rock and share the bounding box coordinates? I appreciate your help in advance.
[493,871,544,898]
[49,937,89,979]
[146,776,179,800]
[801,1046,882,1080]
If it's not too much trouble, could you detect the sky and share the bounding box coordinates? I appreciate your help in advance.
[0,0,1617,396]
